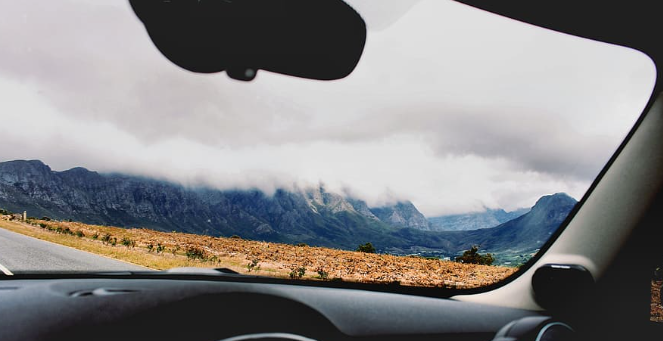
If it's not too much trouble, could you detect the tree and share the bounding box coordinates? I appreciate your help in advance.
[455,245,494,265]
[356,242,376,253]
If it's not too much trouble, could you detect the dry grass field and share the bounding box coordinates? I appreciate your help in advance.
[0,216,517,288]
[652,280,663,323]
[4,215,662,321]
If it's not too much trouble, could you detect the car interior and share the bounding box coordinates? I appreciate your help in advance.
[1,1,662,341]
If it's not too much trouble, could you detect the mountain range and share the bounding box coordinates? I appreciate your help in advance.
[0,160,578,262]
[428,207,530,231]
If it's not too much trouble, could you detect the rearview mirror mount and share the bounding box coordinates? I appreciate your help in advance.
[129,0,367,81]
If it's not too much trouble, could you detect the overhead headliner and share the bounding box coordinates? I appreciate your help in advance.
[455,0,662,92]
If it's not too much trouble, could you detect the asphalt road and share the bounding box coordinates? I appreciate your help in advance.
[0,227,149,274]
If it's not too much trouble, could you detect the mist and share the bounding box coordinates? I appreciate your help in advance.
[0,0,655,216]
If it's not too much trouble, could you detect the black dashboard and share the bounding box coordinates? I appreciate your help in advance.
[0,276,542,341]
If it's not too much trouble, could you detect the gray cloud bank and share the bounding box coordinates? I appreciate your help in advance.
[0,0,655,215]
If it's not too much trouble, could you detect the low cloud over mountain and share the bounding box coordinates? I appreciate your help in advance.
[0,160,577,261]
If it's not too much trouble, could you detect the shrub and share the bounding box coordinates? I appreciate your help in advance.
[101,233,112,244]
[111,237,117,246]
[455,245,494,265]
[121,237,136,248]
[39,223,47,228]
[92,233,99,240]
[289,267,306,279]
[41,216,51,221]
[147,243,154,252]
[296,243,308,247]
[356,242,376,253]
[185,247,206,260]
[247,258,260,272]
[156,243,165,254]
[316,267,329,280]
[75,230,85,238]
[0,208,11,215]
[229,235,242,239]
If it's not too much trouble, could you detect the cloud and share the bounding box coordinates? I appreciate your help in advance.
[0,82,587,216]
[0,0,655,216]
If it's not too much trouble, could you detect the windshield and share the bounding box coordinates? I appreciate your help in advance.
[0,0,655,289]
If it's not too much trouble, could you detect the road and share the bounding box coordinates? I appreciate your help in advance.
[0,227,149,274]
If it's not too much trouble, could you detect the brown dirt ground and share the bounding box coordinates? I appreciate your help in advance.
[651,280,663,322]
[5,217,662,317]
[3,217,517,289]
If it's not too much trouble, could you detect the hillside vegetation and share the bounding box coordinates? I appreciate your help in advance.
[0,160,577,262]
[0,216,516,288]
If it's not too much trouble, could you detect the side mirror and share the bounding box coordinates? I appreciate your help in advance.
[129,0,367,81]
[531,264,594,311]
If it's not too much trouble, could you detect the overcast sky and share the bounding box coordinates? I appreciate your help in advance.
[0,0,656,216]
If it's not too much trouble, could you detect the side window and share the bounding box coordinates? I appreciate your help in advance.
[652,262,663,322]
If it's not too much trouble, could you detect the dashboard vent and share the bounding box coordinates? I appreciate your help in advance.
[218,333,318,341]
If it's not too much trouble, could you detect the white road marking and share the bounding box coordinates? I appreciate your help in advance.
[0,262,13,275]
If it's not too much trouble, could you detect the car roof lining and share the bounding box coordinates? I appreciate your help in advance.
[454,0,662,90]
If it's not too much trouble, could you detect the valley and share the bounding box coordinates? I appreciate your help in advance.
[0,160,578,265]
[0,217,516,288]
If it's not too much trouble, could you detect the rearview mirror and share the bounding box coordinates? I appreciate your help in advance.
[129,0,367,81]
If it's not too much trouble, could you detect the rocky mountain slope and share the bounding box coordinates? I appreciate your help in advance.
[0,160,412,249]
[369,201,432,230]
[428,207,530,231]
[0,160,577,259]
[448,193,578,253]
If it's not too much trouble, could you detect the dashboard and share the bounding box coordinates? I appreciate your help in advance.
[0,276,545,341]
[1,1,662,341]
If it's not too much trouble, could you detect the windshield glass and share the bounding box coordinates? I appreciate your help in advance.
[0,0,655,289]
